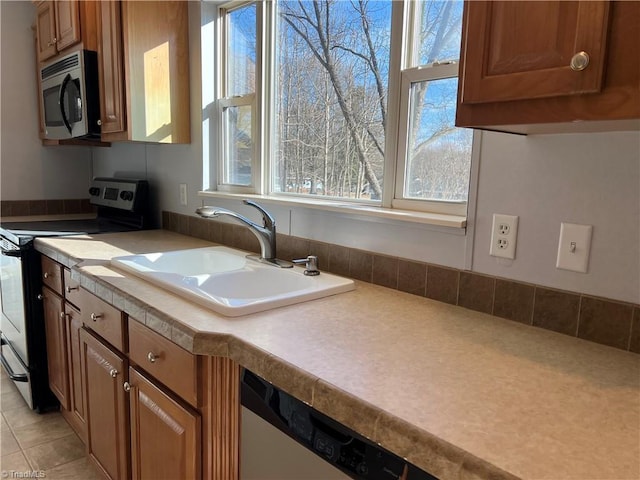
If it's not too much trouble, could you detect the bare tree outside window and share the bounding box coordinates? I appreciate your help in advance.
[272,0,469,204]
[275,0,390,200]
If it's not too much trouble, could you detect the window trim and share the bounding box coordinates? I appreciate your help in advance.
[208,0,478,227]
[393,62,468,216]
[217,1,263,193]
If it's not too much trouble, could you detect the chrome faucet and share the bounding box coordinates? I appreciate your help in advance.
[196,200,292,268]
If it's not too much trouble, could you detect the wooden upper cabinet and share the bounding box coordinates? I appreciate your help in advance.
[36,2,57,61]
[456,0,640,133]
[36,1,81,62]
[96,0,127,138]
[96,0,191,144]
[459,1,609,104]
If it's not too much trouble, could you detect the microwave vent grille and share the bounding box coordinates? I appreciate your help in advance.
[41,54,80,80]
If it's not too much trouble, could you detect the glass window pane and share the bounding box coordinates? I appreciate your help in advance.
[415,0,464,66]
[273,0,391,201]
[226,4,256,97]
[222,104,253,186]
[404,77,472,202]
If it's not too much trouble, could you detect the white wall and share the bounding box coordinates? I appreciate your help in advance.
[473,131,639,305]
[2,2,638,304]
[0,1,92,201]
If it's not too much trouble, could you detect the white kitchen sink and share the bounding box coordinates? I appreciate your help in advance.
[110,246,355,316]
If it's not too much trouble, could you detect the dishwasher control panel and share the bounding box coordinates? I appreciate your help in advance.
[241,369,439,480]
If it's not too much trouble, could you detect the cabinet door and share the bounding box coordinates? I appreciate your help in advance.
[42,287,69,409]
[96,0,127,138]
[64,303,86,442]
[459,1,610,104]
[54,1,81,52]
[36,1,57,61]
[80,328,129,480]
[128,368,201,480]
[121,0,191,143]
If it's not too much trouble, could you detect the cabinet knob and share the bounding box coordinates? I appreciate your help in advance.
[66,286,79,293]
[43,272,50,279]
[97,119,102,126]
[570,51,590,71]
[123,382,131,392]
[59,312,66,320]
[147,352,158,363]
[37,294,44,301]
[90,313,102,322]
[109,369,119,378]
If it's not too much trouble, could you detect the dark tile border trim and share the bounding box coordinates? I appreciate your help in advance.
[164,211,640,355]
[1,199,93,217]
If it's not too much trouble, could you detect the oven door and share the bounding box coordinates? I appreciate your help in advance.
[0,238,33,408]
[1,238,29,362]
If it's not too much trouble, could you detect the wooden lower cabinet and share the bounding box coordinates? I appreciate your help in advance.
[80,328,130,480]
[63,303,87,442]
[42,287,69,410]
[128,367,201,480]
[80,324,203,480]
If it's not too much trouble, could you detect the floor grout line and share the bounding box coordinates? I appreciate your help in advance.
[1,373,97,477]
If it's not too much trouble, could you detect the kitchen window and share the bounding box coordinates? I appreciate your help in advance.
[209,0,477,223]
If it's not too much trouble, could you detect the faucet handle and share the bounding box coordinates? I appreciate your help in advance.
[292,255,320,276]
[243,200,275,229]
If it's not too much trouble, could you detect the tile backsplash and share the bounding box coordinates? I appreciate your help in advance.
[164,211,640,355]
[1,199,93,217]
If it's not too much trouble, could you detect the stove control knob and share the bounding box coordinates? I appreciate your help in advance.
[89,187,100,197]
[120,190,134,201]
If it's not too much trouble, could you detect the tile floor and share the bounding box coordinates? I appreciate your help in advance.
[0,368,100,479]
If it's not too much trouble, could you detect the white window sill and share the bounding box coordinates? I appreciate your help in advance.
[197,191,467,229]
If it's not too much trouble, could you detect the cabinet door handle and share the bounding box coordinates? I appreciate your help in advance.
[147,352,158,363]
[109,369,119,378]
[123,382,131,392]
[43,272,50,279]
[66,286,79,293]
[59,312,67,320]
[90,313,102,322]
[570,51,590,71]
[37,294,44,301]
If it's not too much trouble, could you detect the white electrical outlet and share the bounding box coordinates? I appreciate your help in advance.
[490,214,519,260]
[179,183,188,206]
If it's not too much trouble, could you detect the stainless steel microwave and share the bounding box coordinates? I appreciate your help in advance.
[40,49,100,140]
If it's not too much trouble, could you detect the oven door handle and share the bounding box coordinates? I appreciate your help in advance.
[1,247,22,258]
[0,339,29,382]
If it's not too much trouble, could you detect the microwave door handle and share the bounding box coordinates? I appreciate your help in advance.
[59,73,73,135]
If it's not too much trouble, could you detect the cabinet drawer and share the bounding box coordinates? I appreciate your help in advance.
[78,289,125,352]
[41,256,63,295]
[128,320,198,407]
[63,268,82,308]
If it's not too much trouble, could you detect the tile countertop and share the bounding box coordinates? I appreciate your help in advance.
[35,230,640,480]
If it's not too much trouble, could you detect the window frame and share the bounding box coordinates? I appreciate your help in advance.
[213,0,479,222]
[217,1,263,194]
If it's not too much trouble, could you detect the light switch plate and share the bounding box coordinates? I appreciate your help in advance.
[556,223,592,273]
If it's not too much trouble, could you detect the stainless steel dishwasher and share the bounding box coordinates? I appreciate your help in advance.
[240,369,439,480]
